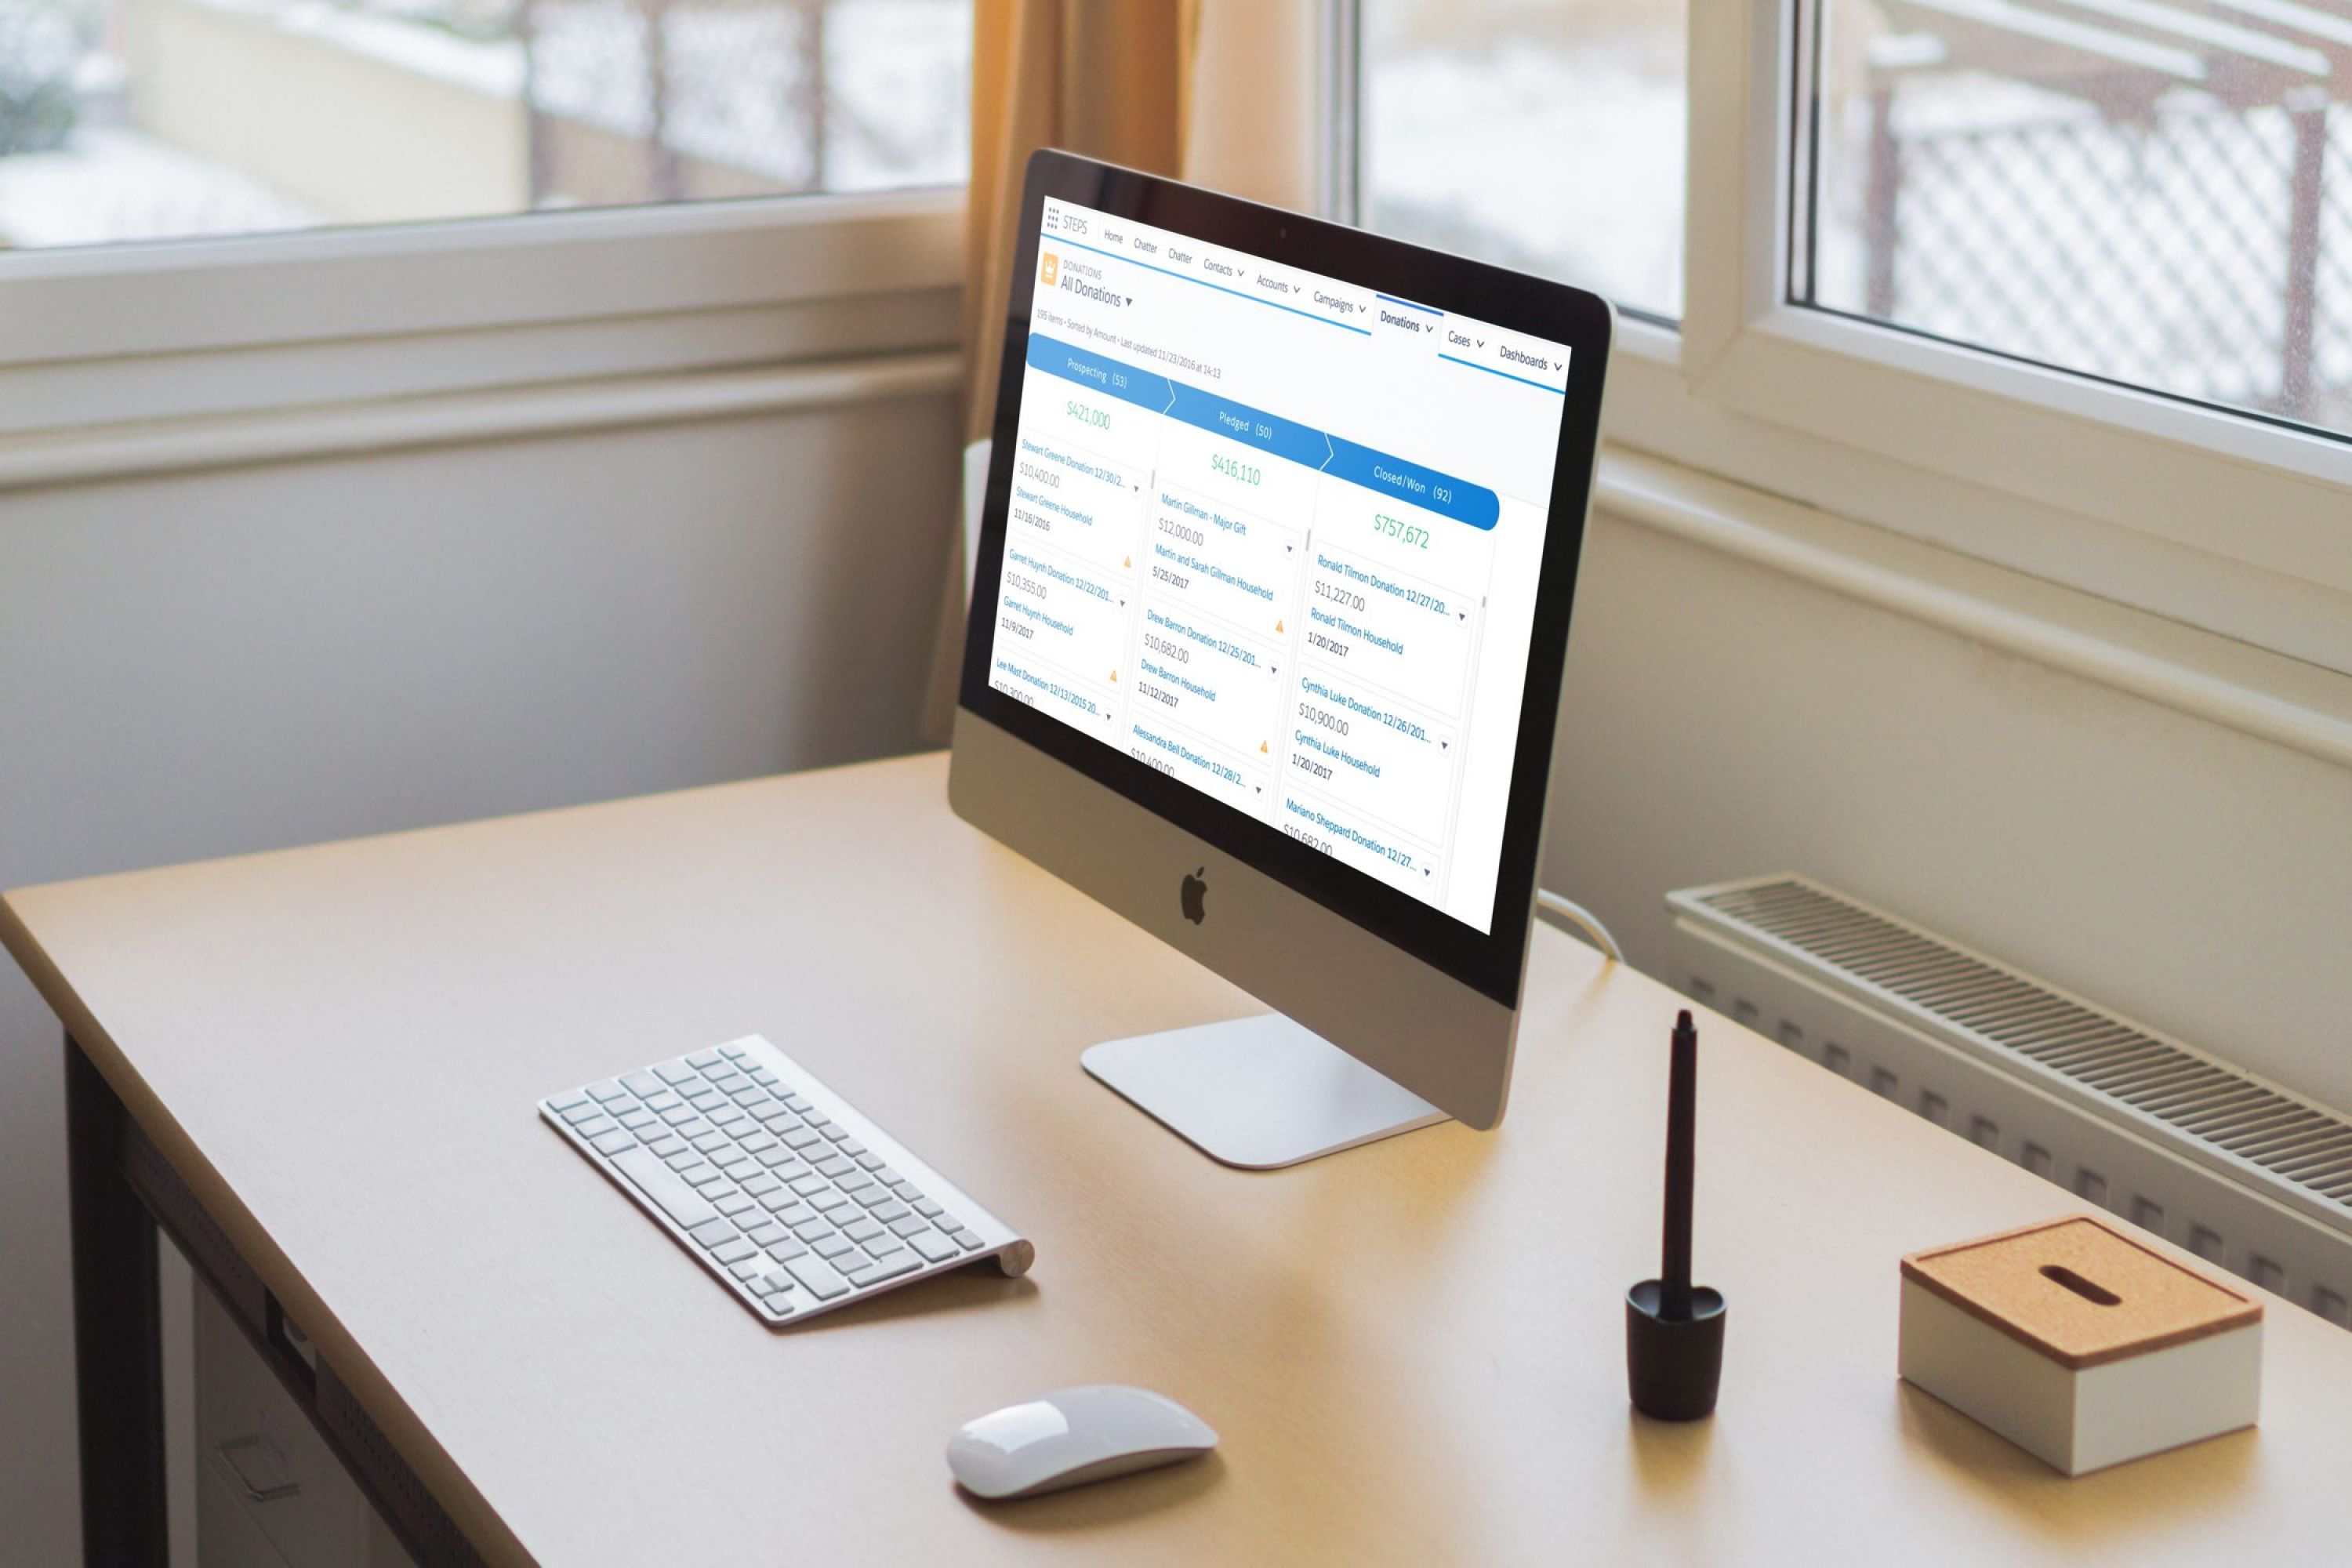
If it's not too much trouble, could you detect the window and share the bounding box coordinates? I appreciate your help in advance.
[1357,0,1689,322]
[0,0,967,250]
[1338,0,2352,676]
[1794,0,2352,441]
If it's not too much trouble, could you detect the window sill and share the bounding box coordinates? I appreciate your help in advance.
[1592,445,2352,774]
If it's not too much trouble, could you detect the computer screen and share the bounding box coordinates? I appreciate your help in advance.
[981,194,1575,935]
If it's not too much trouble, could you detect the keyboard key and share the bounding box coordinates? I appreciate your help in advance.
[687,1051,724,1069]
[855,1151,888,1171]
[819,1124,851,1143]
[753,1103,798,1127]
[741,1173,782,1197]
[609,1147,720,1229]
[710,1238,756,1265]
[786,1256,851,1300]
[950,1229,983,1250]
[686,1090,725,1112]
[550,1091,590,1112]
[843,1218,885,1243]
[560,1101,605,1127]
[663,1149,702,1172]
[756,1147,796,1168]
[655,1062,701,1086]
[644,1134,685,1158]
[711,1109,751,1132]
[730,1258,764,1280]
[617,1110,658,1132]
[837,1171,875,1195]
[788,1173,830,1196]
[766,1237,809,1264]
[815,1156,855,1179]
[590,1080,633,1103]
[887,1214,930,1237]
[909,1230,960,1263]
[782,1093,811,1110]
[730,1086,771,1107]
[620,1073,663,1098]
[890,1181,923,1202]
[713,1194,755,1218]
[720,1044,751,1061]
[838,1139,868,1158]
[811,1191,855,1216]
[775,1203,817,1226]
[844,1254,918,1287]
[643,1091,683,1112]
[782,1127,826,1152]
[590,1130,635,1156]
[684,1167,728,1190]
[690,1132,729,1154]
[715,1156,757,1178]
[804,1112,832,1129]
[739,1132,779,1155]
[852,1188,892,1210]
[758,1190,798,1214]
[811,1233,858,1260]
[705,1065,742,1086]
[744,1222,786,1247]
[872,1200,909,1223]
[793,1218,834,1243]
[688,1218,735,1247]
[659,1105,699,1127]
[913,1200,945,1218]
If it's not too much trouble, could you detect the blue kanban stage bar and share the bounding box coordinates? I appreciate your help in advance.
[1025,332,1501,532]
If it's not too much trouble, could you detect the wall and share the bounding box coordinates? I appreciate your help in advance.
[1543,502,2352,1115]
[0,393,960,1564]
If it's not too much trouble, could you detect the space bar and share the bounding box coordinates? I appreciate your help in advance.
[608,1146,719,1229]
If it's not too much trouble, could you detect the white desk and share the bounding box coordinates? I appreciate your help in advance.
[8,753,2349,1564]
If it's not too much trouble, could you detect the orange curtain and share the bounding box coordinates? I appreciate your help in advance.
[920,0,1202,742]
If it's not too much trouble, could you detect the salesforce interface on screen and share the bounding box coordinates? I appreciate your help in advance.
[987,197,1572,934]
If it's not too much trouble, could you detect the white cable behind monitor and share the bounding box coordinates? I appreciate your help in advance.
[1534,890,1623,964]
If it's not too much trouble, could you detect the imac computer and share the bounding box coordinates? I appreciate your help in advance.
[949,151,1612,1168]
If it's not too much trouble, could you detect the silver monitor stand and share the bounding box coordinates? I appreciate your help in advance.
[1082,1014,1445,1170]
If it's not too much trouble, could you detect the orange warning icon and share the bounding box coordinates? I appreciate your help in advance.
[1275,619,1284,633]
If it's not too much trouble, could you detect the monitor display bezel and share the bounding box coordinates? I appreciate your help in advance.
[959,149,1611,1007]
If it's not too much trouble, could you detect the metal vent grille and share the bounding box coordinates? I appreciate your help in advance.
[1698,879,2352,1217]
[1669,874,2352,1325]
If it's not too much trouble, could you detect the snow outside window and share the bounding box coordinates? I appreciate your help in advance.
[0,0,968,250]
[1794,0,2352,443]
[1357,0,1690,325]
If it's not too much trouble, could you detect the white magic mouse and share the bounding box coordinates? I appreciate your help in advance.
[947,1385,1219,1500]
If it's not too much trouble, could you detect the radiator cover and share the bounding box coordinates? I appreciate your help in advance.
[1668,874,2352,1328]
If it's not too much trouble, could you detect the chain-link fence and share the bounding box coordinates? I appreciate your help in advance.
[1853,95,2352,433]
[517,0,964,207]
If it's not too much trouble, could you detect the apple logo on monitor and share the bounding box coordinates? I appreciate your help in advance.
[1180,867,1207,925]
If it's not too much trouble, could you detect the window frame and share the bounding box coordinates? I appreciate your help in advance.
[0,187,964,371]
[1334,0,2352,677]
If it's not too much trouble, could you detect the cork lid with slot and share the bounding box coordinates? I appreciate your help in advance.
[1900,1214,2260,1369]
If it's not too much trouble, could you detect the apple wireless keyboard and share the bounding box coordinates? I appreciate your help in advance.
[540,1036,1033,1324]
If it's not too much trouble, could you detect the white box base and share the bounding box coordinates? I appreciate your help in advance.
[1899,1277,2261,1475]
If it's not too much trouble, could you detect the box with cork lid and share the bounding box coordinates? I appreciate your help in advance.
[1899,1214,2262,1476]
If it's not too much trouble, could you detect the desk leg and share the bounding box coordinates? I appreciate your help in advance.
[65,1036,171,1567]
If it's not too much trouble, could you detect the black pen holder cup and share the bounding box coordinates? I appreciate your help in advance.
[1625,1280,1727,1421]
